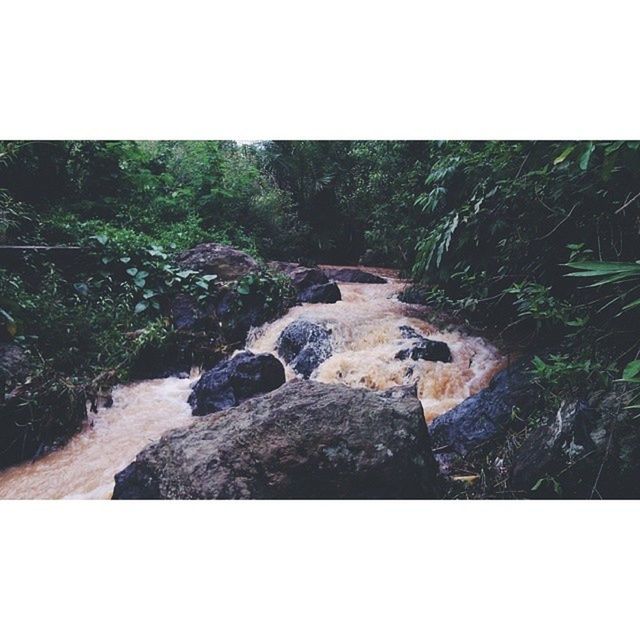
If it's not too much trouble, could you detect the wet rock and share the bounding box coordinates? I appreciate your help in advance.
[0,343,28,383]
[168,282,292,346]
[270,264,341,304]
[276,320,332,378]
[321,267,386,284]
[378,383,419,400]
[177,243,258,281]
[359,248,384,267]
[429,363,533,462]
[395,325,452,363]
[289,266,329,290]
[171,293,207,332]
[271,264,341,304]
[510,390,640,498]
[213,288,258,341]
[399,326,425,341]
[297,282,341,304]
[113,380,442,499]
[267,260,299,275]
[188,350,285,416]
[398,285,433,305]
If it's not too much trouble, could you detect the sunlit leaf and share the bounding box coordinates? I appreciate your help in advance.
[553,145,575,165]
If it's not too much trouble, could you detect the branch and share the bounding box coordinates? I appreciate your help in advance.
[535,203,578,241]
[614,191,640,215]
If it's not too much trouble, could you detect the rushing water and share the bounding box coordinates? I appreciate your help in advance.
[248,268,506,422]
[0,268,506,499]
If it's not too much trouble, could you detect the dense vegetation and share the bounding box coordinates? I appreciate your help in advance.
[1,140,638,472]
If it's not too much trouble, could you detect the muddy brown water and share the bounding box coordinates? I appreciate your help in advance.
[0,269,506,499]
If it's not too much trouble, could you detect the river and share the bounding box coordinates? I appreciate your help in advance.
[0,269,506,499]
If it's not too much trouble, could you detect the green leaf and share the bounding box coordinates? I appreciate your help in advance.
[553,145,575,165]
[126,267,138,277]
[120,256,131,264]
[623,360,640,380]
[578,142,595,171]
[236,284,250,295]
[531,478,545,491]
[622,297,640,311]
[134,300,149,314]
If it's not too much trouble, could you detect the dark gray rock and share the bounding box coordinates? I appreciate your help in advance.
[321,267,386,284]
[289,266,329,291]
[398,285,432,306]
[177,243,258,281]
[297,282,341,303]
[378,383,419,400]
[510,390,640,498]
[399,326,426,341]
[268,264,340,304]
[213,288,264,341]
[359,248,387,267]
[170,293,205,332]
[113,380,442,499]
[0,343,28,383]
[268,261,299,275]
[188,350,285,416]
[395,325,452,363]
[429,363,533,461]
[276,320,332,378]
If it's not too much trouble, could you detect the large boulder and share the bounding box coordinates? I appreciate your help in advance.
[510,389,640,498]
[170,293,218,332]
[268,263,341,304]
[171,281,294,345]
[297,282,341,304]
[177,243,258,281]
[395,325,452,363]
[321,267,386,284]
[398,285,432,306]
[289,266,328,290]
[112,380,442,499]
[213,288,272,342]
[288,266,342,304]
[268,260,299,275]
[188,350,285,416]
[276,320,332,378]
[429,363,534,470]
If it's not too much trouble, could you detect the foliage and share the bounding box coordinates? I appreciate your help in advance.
[620,360,640,413]
[565,260,640,314]
[83,233,220,318]
[233,269,296,319]
[0,367,88,466]
[505,282,585,333]
[531,354,614,398]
